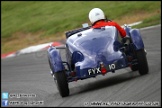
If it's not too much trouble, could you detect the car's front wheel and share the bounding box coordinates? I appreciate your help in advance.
[54,71,69,97]
[136,49,149,75]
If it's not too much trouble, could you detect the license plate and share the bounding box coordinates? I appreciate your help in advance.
[87,63,116,75]
[88,67,101,75]
[107,63,116,70]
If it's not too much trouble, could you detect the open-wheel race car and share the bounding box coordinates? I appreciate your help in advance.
[47,24,149,97]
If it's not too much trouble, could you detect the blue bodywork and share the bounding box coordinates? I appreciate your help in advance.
[125,26,144,50]
[47,47,64,72]
[47,25,145,82]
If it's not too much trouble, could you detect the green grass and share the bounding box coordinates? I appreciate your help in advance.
[2,1,161,38]
[1,1,161,53]
[132,14,161,28]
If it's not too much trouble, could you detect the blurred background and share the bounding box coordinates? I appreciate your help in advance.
[1,1,161,54]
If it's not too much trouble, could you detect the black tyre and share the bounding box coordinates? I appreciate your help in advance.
[136,49,149,75]
[54,71,69,97]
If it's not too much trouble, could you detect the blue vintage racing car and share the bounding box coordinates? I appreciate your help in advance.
[47,24,149,97]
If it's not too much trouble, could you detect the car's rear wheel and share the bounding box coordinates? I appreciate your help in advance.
[54,71,69,97]
[136,49,149,75]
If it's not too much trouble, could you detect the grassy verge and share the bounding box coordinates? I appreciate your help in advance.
[1,1,161,54]
[133,14,161,28]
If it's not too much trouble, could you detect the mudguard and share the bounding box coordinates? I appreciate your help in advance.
[47,46,64,72]
[129,29,144,50]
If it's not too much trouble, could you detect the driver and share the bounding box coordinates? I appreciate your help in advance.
[89,8,127,38]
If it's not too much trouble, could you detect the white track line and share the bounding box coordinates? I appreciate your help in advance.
[140,24,161,30]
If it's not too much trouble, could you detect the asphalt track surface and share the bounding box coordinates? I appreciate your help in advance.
[1,25,161,107]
